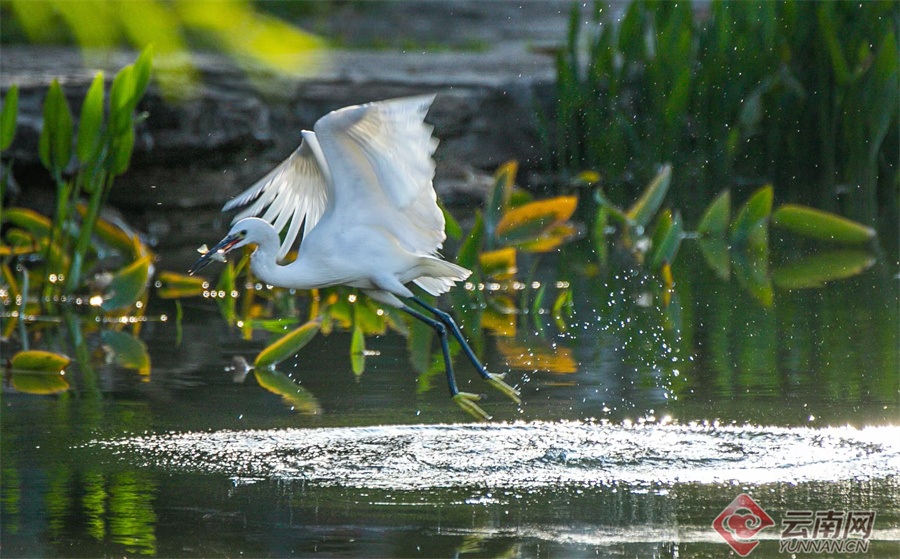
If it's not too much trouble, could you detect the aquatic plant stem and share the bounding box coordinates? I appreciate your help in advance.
[65,168,111,293]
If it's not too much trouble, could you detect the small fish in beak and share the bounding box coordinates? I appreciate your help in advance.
[188,233,243,275]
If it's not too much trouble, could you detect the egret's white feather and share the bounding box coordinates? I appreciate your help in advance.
[313,94,445,256]
[224,134,329,259]
[223,96,442,260]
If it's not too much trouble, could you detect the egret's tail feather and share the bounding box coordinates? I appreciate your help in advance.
[414,259,471,296]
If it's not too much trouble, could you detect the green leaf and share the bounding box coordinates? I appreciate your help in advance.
[495,196,578,245]
[254,319,321,369]
[456,212,484,271]
[254,368,321,413]
[102,254,152,311]
[131,44,154,106]
[552,288,573,331]
[214,260,237,325]
[697,189,731,235]
[864,30,898,156]
[649,210,684,269]
[664,70,691,125]
[350,325,365,377]
[439,200,462,240]
[111,124,135,176]
[38,79,73,173]
[816,2,849,84]
[697,237,730,280]
[594,188,632,226]
[1,84,19,151]
[248,318,301,334]
[772,204,876,244]
[101,329,150,376]
[76,72,105,164]
[109,64,135,135]
[772,250,875,289]
[626,163,672,228]
[732,249,773,307]
[593,206,609,266]
[484,161,518,241]
[730,185,773,245]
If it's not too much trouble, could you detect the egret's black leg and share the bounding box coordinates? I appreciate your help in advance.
[400,305,492,420]
[412,297,521,404]
[400,306,458,397]
[411,297,490,379]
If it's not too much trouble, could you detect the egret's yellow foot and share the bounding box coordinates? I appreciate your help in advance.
[486,373,521,404]
[453,392,491,421]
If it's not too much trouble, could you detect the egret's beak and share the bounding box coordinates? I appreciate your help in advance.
[188,233,243,275]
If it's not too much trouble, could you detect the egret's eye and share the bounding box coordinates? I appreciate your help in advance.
[240,230,248,236]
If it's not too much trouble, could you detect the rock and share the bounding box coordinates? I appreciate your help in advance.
[0,2,568,253]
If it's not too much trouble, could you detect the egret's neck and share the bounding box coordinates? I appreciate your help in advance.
[248,237,327,290]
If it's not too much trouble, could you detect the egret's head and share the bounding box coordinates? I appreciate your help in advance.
[188,218,268,275]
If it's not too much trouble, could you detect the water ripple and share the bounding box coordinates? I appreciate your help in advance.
[93,421,900,489]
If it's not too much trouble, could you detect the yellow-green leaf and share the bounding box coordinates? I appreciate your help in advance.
[11,350,70,372]
[626,163,672,227]
[11,370,69,394]
[772,250,875,289]
[771,204,876,244]
[75,203,143,258]
[4,207,51,238]
[326,295,352,329]
[496,196,577,245]
[518,223,579,253]
[485,161,518,230]
[697,189,731,235]
[254,368,321,414]
[101,330,150,376]
[479,247,517,279]
[156,271,208,298]
[102,255,152,311]
[730,185,773,245]
[576,170,601,184]
[254,319,321,369]
[350,325,365,377]
[354,298,386,335]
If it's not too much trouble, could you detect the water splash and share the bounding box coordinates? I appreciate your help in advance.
[94,421,899,490]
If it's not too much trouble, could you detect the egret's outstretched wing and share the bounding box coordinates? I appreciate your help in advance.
[313,95,445,255]
[223,132,330,259]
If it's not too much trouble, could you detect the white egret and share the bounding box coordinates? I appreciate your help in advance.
[189,95,520,417]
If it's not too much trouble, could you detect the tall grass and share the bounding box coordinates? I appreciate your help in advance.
[551,1,898,225]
